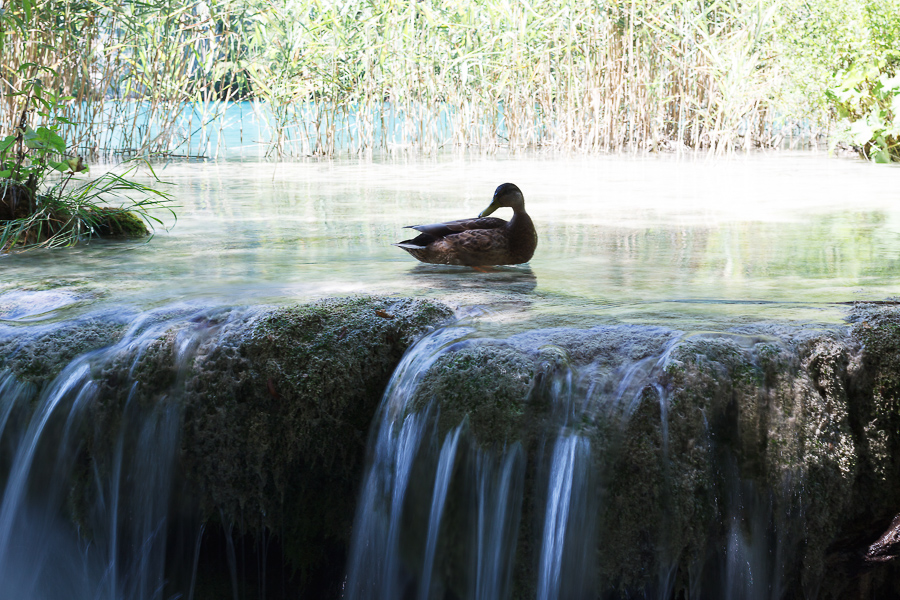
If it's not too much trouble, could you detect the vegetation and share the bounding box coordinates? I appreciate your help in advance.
[827,55,900,162]
[0,69,174,251]
[0,0,898,158]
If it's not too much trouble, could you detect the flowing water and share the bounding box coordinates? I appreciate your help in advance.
[2,151,899,329]
[1,150,898,599]
[0,305,252,600]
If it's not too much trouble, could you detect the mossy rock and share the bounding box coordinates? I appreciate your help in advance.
[176,296,453,585]
[0,317,129,388]
[14,299,900,598]
[8,296,453,595]
[415,323,878,597]
[87,208,150,238]
[849,302,900,502]
[410,342,537,447]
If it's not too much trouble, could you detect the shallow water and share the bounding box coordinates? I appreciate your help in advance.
[1,150,898,330]
[1,149,898,600]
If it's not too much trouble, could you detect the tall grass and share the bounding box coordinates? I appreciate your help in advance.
[0,0,244,157]
[239,0,787,154]
[1,0,894,157]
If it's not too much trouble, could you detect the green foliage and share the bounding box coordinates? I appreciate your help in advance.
[0,76,175,250]
[827,55,900,163]
[0,75,79,189]
[0,164,175,251]
[1,0,899,156]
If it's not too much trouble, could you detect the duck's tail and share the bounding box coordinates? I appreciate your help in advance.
[392,242,427,250]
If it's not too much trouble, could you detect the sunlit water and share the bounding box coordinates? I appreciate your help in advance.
[1,150,898,331]
[1,149,898,599]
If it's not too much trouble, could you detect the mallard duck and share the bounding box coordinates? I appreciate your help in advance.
[394,183,538,267]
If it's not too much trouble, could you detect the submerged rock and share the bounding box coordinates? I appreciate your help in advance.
[87,208,150,238]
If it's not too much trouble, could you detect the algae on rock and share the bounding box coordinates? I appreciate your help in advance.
[0,317,129,387]
[177,296,453,587]
[392,308,900,599]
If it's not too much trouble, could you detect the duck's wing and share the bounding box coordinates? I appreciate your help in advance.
[405,217,507,239]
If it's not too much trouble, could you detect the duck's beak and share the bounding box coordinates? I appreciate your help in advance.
[478,200,500,218]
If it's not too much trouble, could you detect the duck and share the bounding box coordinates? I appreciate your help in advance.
[393,183,538,267]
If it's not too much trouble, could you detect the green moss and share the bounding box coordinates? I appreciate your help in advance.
[597,386,670,590]
[0,318,128,388]
[411,343,536,447]
[847,303,900,513]
[88,208,150,238]
[176,296,452,582]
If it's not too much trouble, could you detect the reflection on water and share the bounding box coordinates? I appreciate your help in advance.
[406,264,537,293]
[0,151,898,329]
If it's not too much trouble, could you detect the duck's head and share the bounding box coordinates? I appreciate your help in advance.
[479,183,525,217]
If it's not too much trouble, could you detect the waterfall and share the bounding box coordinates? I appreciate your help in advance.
[344,326,684,600]
[345,327,531,600]
[536,434,594,600]
[0,304,874,599]
[0,306,244,600]
[343,324,817,600]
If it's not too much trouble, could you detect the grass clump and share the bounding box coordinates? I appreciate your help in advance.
[0,69,174,252]
[0,170,172,251]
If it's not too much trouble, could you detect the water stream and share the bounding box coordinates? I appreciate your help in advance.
[0,150,898,598]
[0,306,251,599]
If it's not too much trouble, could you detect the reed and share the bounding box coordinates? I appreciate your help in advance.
[1,0,894,157]
[0,0,242,157]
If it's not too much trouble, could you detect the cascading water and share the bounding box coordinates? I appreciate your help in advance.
[0,291,894,599]
[0,305,247,600]
[343,324,826,600]
[345,328,529,600]
[535,434,594,600]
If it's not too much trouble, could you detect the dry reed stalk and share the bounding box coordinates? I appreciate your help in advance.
[1,0,803,157]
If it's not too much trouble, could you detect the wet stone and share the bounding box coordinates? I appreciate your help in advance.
[370,306,900,599]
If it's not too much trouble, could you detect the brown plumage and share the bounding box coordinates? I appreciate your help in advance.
[393,183,538,267]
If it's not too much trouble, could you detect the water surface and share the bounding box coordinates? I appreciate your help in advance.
[1,150,898,331]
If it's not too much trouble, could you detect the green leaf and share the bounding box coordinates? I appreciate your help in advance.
[33,96,52,111]
[49,161,68,173]
[873,148,892,163]
[36,127,66,153]
[0,170,11,178]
